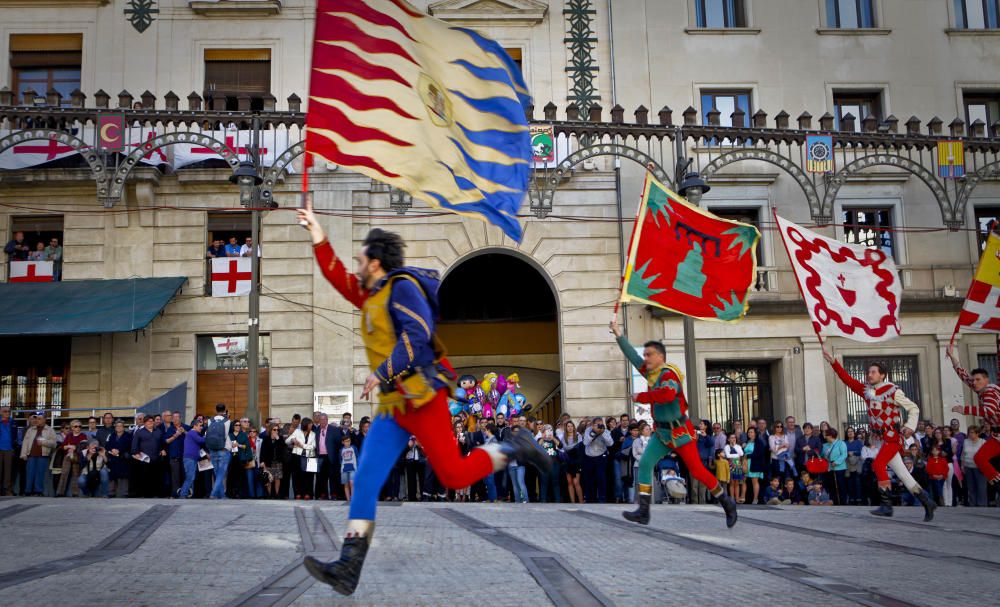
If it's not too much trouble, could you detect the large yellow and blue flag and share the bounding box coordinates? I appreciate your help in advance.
[306,0,532,241]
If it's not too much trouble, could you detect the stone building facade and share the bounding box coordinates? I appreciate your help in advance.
[0,0,997,430]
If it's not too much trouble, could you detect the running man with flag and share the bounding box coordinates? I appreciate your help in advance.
[297,1,543,594]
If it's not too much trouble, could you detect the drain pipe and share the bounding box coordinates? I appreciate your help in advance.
[608,0,632,417]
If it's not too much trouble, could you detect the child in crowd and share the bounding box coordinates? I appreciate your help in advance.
[779,477,801,505]
[340,435,358,503]
[713,448,730,489]
[807,481,832,505]
[925,445,949,506]
[763,477,782,505]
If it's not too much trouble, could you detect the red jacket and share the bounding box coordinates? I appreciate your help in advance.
[925,456,949,480]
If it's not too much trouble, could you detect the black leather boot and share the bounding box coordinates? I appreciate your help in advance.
[719,492,738,528]
[304,535,371,596]
[915,489,936,522]
[871,487,893,517]
[499,430,552,475]
[623,490,651,525]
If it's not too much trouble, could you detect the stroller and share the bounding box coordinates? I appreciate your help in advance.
[657,458,687,504]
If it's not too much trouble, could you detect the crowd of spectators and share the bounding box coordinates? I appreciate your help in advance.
[207,236,258,259]
[0,404,996,509]
[4,231,63,279]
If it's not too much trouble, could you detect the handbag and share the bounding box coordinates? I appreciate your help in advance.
[805,453,830,474]
[301,456,319,473]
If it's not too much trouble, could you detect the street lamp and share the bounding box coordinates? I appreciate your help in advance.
[678,171,710,204]
[229,157,264,426]
[229,160,263,205]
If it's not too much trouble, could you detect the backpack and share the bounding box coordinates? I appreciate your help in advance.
[205,417,228,451]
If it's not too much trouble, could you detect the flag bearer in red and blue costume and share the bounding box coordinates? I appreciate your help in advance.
[610,319,738,528]
[297,205,549,596]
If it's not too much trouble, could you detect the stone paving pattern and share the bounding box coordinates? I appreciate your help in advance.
[0,498,997,606]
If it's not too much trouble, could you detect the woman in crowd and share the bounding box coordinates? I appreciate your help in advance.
[768,421,792,482]
[844,426,863,505]
[453,421,472,502]
[744,426,766,504]
[537,424,563,503]
[105,420,132,498]
[724,433,745,503]
[962,426,987,507]
[796,422,823,471]
[821,428,847,505]
[243,424,260,498]
[227,420,247,498]
[562,420,583,503]
[286,417,317,500]
[925,443,950,506]
[261,423,287,499]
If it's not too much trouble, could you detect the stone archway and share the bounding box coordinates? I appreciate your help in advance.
[437,249,563,421]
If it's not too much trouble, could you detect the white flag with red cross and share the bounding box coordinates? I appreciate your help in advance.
[211,257,252,297]
[173,127,291,169]
[0,128,166,170]
[9,260,54,283]
[955,231,1000,334]
[776,214,902,342]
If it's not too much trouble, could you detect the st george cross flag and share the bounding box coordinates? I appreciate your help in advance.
[8,261,53,283]
[619,175,760,322]
[955,231,1000,333]
[775,214,901,342]
[211,257,252,298]
[306,0,532,241]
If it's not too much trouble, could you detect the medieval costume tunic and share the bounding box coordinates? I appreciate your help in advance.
[615,335,722,501]
[830,360,934,520]
[312,238,494,522]
[951,360,1000,483]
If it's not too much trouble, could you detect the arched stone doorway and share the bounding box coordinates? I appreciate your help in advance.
[437,250,562,421]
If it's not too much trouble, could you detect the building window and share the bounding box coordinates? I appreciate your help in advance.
[843,208,895,259]
[842,356,919,427]
[976,353,997,383]
[695,0,747,28]
[974,206,1000,251]
[826,0,877,28]
[503,47,523,75]
[954,0,1000,29]
[205,211,253,295]
[964,91,1000,130]
[204,49,271,111]
[0,336,70,416]
[701,89,752,145]
[196,334,270,370]
[9,215,64,282]
[9,34,82,107]
[833,91,882,132]
[706,364,773,431]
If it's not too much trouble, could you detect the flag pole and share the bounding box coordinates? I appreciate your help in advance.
[772,208,830,352]
[613,163,654,323]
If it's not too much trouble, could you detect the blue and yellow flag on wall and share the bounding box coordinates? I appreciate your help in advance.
[305,0,532,241]
[937,140,965,178]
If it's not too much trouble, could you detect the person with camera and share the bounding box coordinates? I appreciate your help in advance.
[611,319,738,527]
[77,439,109,497]
[582,415,613,503]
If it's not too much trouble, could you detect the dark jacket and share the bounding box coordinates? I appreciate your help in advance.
[260,434,288,467]
[748,436,769,474]
[0,418,19,452]
[131,427,164,463]
[317,423,344,466]
[105,431,132,480]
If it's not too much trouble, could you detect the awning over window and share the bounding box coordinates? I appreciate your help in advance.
[0,277,186,336]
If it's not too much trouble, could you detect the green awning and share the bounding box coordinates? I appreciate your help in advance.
[0,277,187,336]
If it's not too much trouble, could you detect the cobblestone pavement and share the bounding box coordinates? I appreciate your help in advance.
[0,497,997,606]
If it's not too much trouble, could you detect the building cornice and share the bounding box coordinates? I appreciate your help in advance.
[188,0,281,18]
[0,0,109,5]
[428,0,548,26]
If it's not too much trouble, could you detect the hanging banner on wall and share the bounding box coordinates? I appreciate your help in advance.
[806,134,833,173]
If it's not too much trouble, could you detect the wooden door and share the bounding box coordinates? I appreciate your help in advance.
[196,369,269,421]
